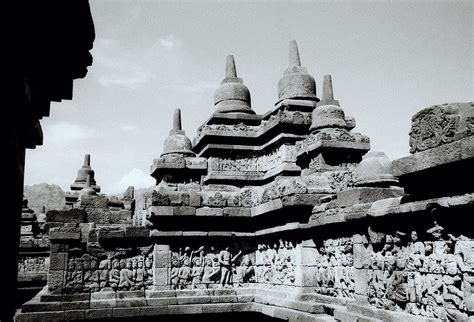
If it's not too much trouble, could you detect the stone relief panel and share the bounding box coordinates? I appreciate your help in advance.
[409,103,473,153]
[255,240,296,286]
[195,110,311,141]
[207,145,295,175]
[170,245,255,289]
[169,240,300,290]
[313,237,354,298]
[63,248,153,293]
[358,222,473,320]
[18,257,47,273]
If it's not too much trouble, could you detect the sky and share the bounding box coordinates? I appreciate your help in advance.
[25,1,473,194]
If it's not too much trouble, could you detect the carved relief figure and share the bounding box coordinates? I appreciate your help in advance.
[218,247,242,288]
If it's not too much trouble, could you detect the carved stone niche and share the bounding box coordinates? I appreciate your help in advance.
[408,102,474,154]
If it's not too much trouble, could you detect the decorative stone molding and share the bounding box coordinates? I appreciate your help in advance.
[409,102,474,153]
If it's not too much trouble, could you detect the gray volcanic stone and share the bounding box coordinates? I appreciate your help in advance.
[214,55,254,114]
[46,208,86,223]
[354,151,398,187]
[336,187,404,207]
[393,135,474,176]
[277,40,318,103]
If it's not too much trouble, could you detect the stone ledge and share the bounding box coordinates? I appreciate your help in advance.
[17,296,338,321]
[393,135,474,177]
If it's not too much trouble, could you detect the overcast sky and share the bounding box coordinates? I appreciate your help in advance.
[25,1,473,194]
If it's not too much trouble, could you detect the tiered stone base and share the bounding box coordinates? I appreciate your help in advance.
[17,286,444,322]
[17,287,334,321]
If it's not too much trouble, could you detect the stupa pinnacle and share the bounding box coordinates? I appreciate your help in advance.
[214,55,253,114]
[161,108,195,157]
[277,40,318,103]
[310,74,350,131]
[70,154,100,192]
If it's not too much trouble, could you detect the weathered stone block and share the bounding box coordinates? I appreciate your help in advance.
[39,293,62,303]
[116,290,144,299]
[352,234,368,244]
[62,294,90,302]
[116,298,146,307]
[64,310,86,320]
[145,289,175,297]
[47,270,64,292]
[223,207,251,217]
[146,297,177,306]
[15,311,64,322]
[354,269,369,296]
[149,206,173,217]
[336,187,404,207]
[251,199,283,216]
[91,290,116,309]
[173,206,195,216]
[80,223,95,243]
[153,250,171,268]
[49,228,81,241]
[296,247,319,266]
[80,194,108,209]
[202,303,233,313]
[49,252,67,270]
[188,190,201,206]
[177,296,211,304]
[153,268,168,286]
[112,307,140,318]
[22,301,61,312]
[87,210,111,224]
[46,208,86,223]
[61,300,89,310]
[85,308,113,319]
[210,295,236,303]
[125,226,149,238]
[50,243,68,253]
[110,210,132,224]
[140,306,169,316]
[97,227,125,240]
[168,304,203,315]
[294,266,319,287]
[353,243,367,269]
[196,207,223,216]
[87,229,98,243]
[154,244,170,251]
[232,302,254,312]
[177,289,210,297]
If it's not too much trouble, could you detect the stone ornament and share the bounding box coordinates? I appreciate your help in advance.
[409,103,474,153]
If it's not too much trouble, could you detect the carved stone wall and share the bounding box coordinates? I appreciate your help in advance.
[312,237,355,298]
[354,222,473,320]
[169,244,256,289]
[18,257,47,274]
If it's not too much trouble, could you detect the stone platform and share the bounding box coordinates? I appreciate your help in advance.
[15,41,473,322]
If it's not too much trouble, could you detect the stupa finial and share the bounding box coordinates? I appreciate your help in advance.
[226,55,237,78]
[322,75,334,101]
[83,154,91,167]
[289,40,301,67]
[317,74,339,107]
[173,108,182,132]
